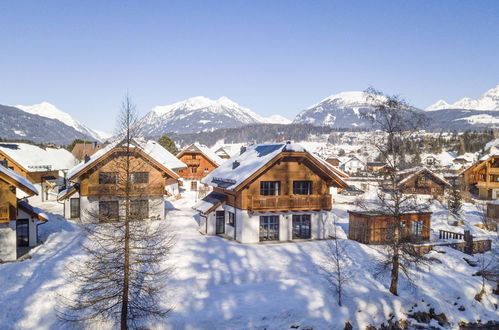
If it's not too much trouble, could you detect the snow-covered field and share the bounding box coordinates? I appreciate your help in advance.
[0,192,497,329]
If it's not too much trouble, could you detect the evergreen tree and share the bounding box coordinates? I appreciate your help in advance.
[448,180,462,218]
[158,135,179,155]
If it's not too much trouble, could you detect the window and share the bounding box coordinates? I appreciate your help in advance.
[293,181,312,195]
[227,212,235,226]
[204,168,209,173]
[216,211,225,234]
[292,214,311,239]
[412,220,423,238]
[260,181,280,196]
[192,154,197,159]
[99,172,118,184]
[70,198,80,218]
[99,201,119,221]
[191,167,197,174]
[130,172,149,184]
[16,219,29,247]
[130,200,149,219]
[260,216,279,241]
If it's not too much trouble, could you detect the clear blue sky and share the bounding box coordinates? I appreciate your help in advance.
[1,0,498,132]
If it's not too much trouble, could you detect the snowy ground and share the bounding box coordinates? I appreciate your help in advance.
[0,191,497,329]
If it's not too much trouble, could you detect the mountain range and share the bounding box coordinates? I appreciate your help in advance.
[1,85,497,144]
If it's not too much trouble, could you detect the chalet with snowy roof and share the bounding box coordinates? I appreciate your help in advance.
[58,139,186,222]
[193,142,348,243]
[176,143,224,183]
[397,167,450,197]
[0,165,47,261]
[339,156,366,174]
[0,143,77,201]
[462,154,499,199]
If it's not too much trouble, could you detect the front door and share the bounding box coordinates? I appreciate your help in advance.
[292,214,311,239]
[70,198,80,219]
[260,215,279,241]
[216,211,225,234]
[16,219,29,247]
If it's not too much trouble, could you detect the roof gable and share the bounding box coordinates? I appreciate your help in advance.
[0,165,38,196]
[0,143,76,172]
[398,167,450,187]
[178,143,224,166]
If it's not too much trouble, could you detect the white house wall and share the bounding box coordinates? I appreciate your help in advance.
[17,208,43,247]
[0,224,16,261]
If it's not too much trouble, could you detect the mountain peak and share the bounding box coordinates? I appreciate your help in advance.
[425,85,499,111]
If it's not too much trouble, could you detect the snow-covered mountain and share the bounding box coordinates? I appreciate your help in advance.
[139,96,289,136]
[293,91,377,128]
[261,114,292,124]
[15,102,108,141]
[426,85,499,111]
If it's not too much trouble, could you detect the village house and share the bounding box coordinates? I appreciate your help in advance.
[339,156,366,174]
[176,143,224,189]
[193,142,348,243]
[326,157,340,167]
[0,165,47,261]
[397,167,450,197]
[366,162,387,174]
[462,154,499,199]
[213,146,232,160]
[0,143,77,201]
[71,141,103,160]
[58,139,186,223]
[348,210,431,244]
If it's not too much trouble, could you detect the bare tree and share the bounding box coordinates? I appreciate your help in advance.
[474,247,499,302]
[362,87,430,295]
[323,215,351,306]
[57,96,174,329]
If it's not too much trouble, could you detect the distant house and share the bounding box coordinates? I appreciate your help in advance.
[462,154,499,199]
[326,157,340,167]
[340,156,366,174]
[176,143,224,184]
[72,142,103,160]
[213,146,232,160]
[193,142,348,243]
[366,162,387,173]
[423,155,439,167]
[348,210,431,244]
[397,167,450,197]
[0,143,77,201]
[58,139,185,223]
[0,165,47,261]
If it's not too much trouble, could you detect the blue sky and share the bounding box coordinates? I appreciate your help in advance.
[1,0,498,132]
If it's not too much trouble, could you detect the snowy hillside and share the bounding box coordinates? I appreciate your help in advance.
[426,85,499,111]
[139,96,290,136]
[15,102,106,141]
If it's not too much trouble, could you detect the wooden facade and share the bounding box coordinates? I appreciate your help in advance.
[348,211,431,244]
[176,150,219,180]
[462,155,499,199]
[398,168,449,197]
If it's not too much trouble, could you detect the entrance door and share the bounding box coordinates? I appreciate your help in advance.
[70,198,80,219]
[216,211,225,234]
[292,214,311,239]
[260,215,279,241]
[16,219,29,247]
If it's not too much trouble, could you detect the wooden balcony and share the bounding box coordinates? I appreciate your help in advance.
[184,159,200,166]
[477,181,499,189]
[0,204,10,223]
[248,194,332,212]
[87,184,165,197]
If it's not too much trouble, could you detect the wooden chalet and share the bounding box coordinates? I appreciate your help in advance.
[0,165,47,261]
[71,142,103,161]
[58,139,186,223]
[367,162,387,173]
[462,154,499,199]
[193,142,348,243]
[176,143,224,182]
[348,210,431,244]
[397,167,450,197]
[326,157,340,167]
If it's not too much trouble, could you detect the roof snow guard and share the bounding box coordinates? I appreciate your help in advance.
[211,177,237,188]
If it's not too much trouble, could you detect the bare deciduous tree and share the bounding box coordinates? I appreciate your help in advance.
[57,96,174,329]
[362,87,430,295]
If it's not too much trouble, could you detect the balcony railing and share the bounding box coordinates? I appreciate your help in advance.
[0,205,9,223]
[184,159,200,166]
[477,181,499,189]
[88,184,166,197]
[248,194,332,212]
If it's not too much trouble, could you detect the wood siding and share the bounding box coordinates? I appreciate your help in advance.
[0,180,17,223]
[463,156,499,199]
[399,172,447,196]
[176,151,218,180]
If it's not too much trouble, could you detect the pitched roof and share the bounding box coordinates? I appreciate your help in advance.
[0,165,38,195]
[179,143,224,166]
[0,143,77,172]
[67,139,185,180]
[193,192,227,214]
[397,166,450,187]
[18,200,48,222]
[201,142,348,191]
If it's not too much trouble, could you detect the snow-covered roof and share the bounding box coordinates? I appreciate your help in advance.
[18,200,48,221]
[0,143,77,172]
[181,143,224,166]
[421,151,457,167]
[397,167,450,186]
[192,192,226,214]
[67,138,184,180]
[201,142,347,190]
[57,184,79,201]
[0,164,38,195]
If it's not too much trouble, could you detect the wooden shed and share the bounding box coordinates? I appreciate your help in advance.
[348,210,432,244]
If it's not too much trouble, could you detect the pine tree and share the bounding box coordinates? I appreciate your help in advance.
[158,135,179,155]
[448,180,462,218]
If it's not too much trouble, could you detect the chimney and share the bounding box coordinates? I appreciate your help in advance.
[240,146,246,155]
[84,155,91,163]
[232,160,240,169]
